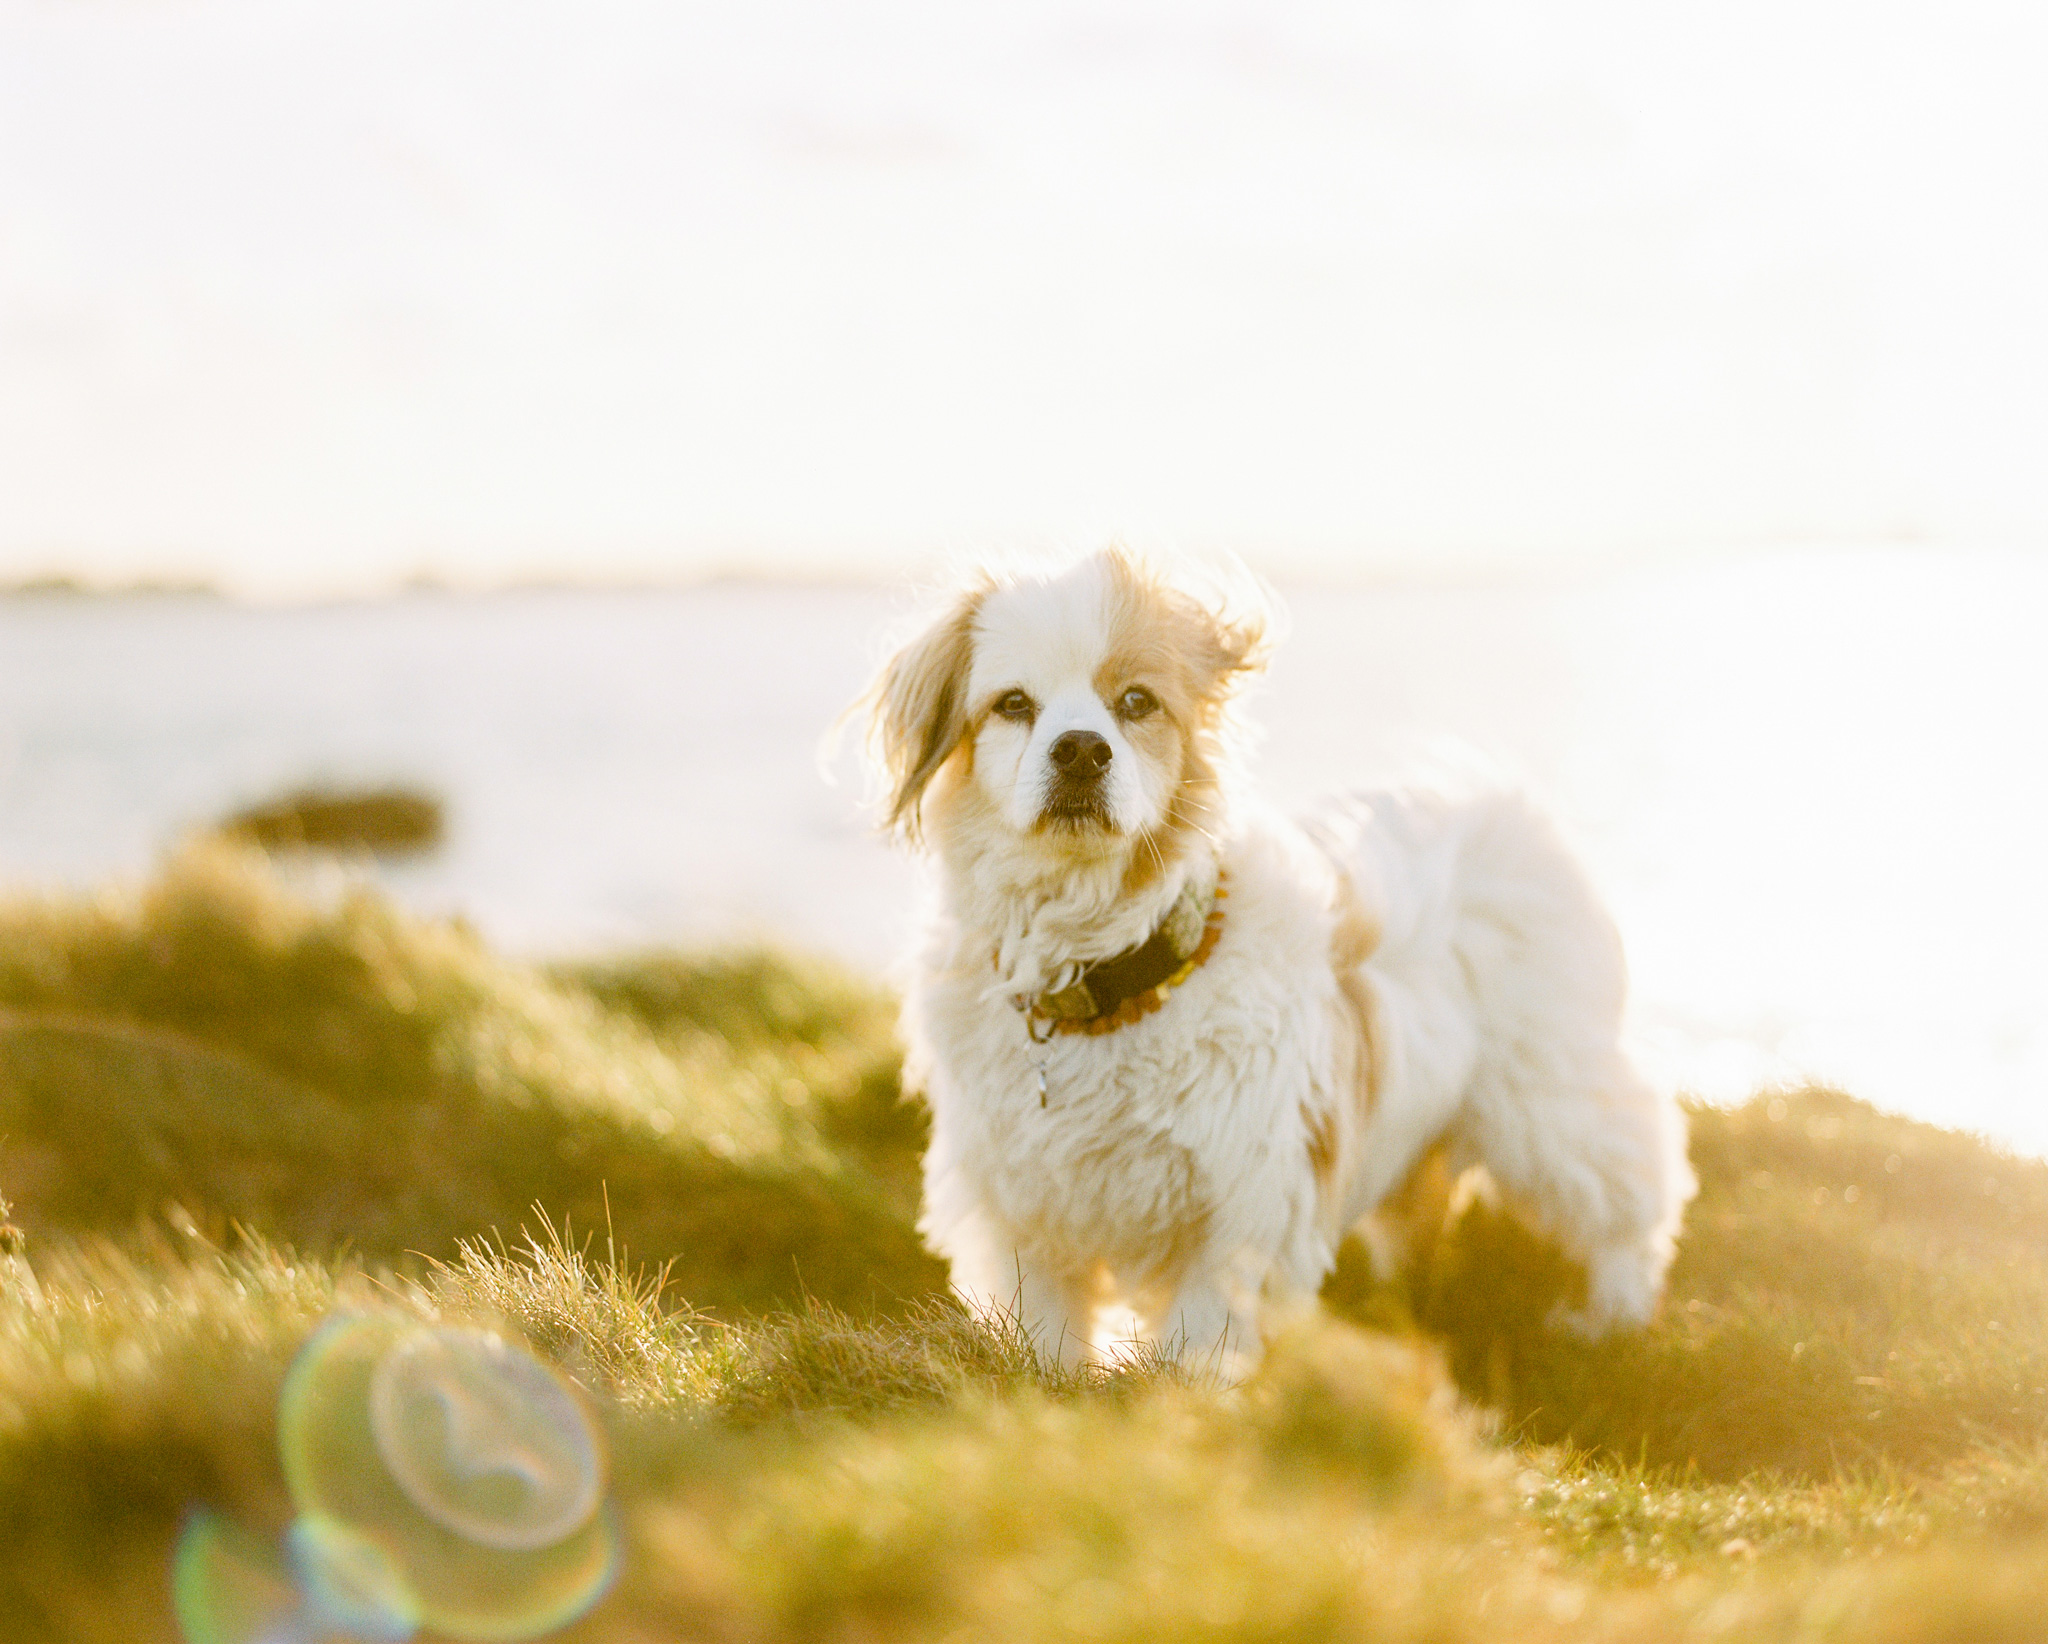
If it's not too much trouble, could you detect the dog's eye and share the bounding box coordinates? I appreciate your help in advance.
[1117,685,1160,720]
[993,689,1036,722]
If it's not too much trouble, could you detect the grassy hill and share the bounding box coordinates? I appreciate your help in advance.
[0,842,938,1314]
[6,845,2048,1642]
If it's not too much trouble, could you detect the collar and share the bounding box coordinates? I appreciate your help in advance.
[1023,869,1227,1038]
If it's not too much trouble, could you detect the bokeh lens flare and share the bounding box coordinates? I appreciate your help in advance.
[175,1313,618,1644]
[172,1512,307,1644]
[368,1324,603,1551]
[286,1515,420,1641]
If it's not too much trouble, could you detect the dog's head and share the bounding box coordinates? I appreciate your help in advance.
[862,548,1269,874]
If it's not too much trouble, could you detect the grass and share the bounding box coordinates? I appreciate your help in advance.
[1400,1086,2048,1479]
[214,784,447,854]
[5,847,2048,1641]
[0,841,938,1312]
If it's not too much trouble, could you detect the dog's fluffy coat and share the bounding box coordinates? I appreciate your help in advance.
[864,549,1693,1374]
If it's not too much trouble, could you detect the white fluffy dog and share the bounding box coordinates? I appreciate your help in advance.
[861,548,1693,1376]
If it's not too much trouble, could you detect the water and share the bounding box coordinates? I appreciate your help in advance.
[4,547,2044,1151]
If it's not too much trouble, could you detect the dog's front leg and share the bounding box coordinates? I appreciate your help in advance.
[1147,1269,1262,1382]
[1001,1252,1103,1371]
[935,1206,1100,1368]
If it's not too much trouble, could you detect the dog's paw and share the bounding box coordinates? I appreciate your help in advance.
[1547,1243,1665,1339]
[1544,1299,1628,1340]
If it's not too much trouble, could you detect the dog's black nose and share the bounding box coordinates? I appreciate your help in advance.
[1050,729,1112,777]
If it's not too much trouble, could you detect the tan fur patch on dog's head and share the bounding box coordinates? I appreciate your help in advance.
[1091,547,1268,711]
[1089,548,1268,889]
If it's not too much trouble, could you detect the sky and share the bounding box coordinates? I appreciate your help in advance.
[2,0,2045,594]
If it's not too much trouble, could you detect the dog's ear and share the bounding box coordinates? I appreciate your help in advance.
[1198,592,1270,697]
[1155,548,1275,703]
[865,585,986,841]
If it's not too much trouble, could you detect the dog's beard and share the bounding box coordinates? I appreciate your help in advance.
[1037,780,1116,834]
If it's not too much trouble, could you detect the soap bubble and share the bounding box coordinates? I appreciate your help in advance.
[369,1325,602,1550]
[275,1313,619,1640]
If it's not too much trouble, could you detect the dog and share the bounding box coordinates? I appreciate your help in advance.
[859,548,1693,1376]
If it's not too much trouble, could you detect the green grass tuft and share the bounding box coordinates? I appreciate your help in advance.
[0,842,940,1313]
[1378,1087,2048,1479]
[214,785,446,854]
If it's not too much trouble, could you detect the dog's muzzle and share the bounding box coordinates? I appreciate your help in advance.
[1040,730,1114,828]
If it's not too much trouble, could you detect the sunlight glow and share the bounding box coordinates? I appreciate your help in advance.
[2,0,2044,590]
